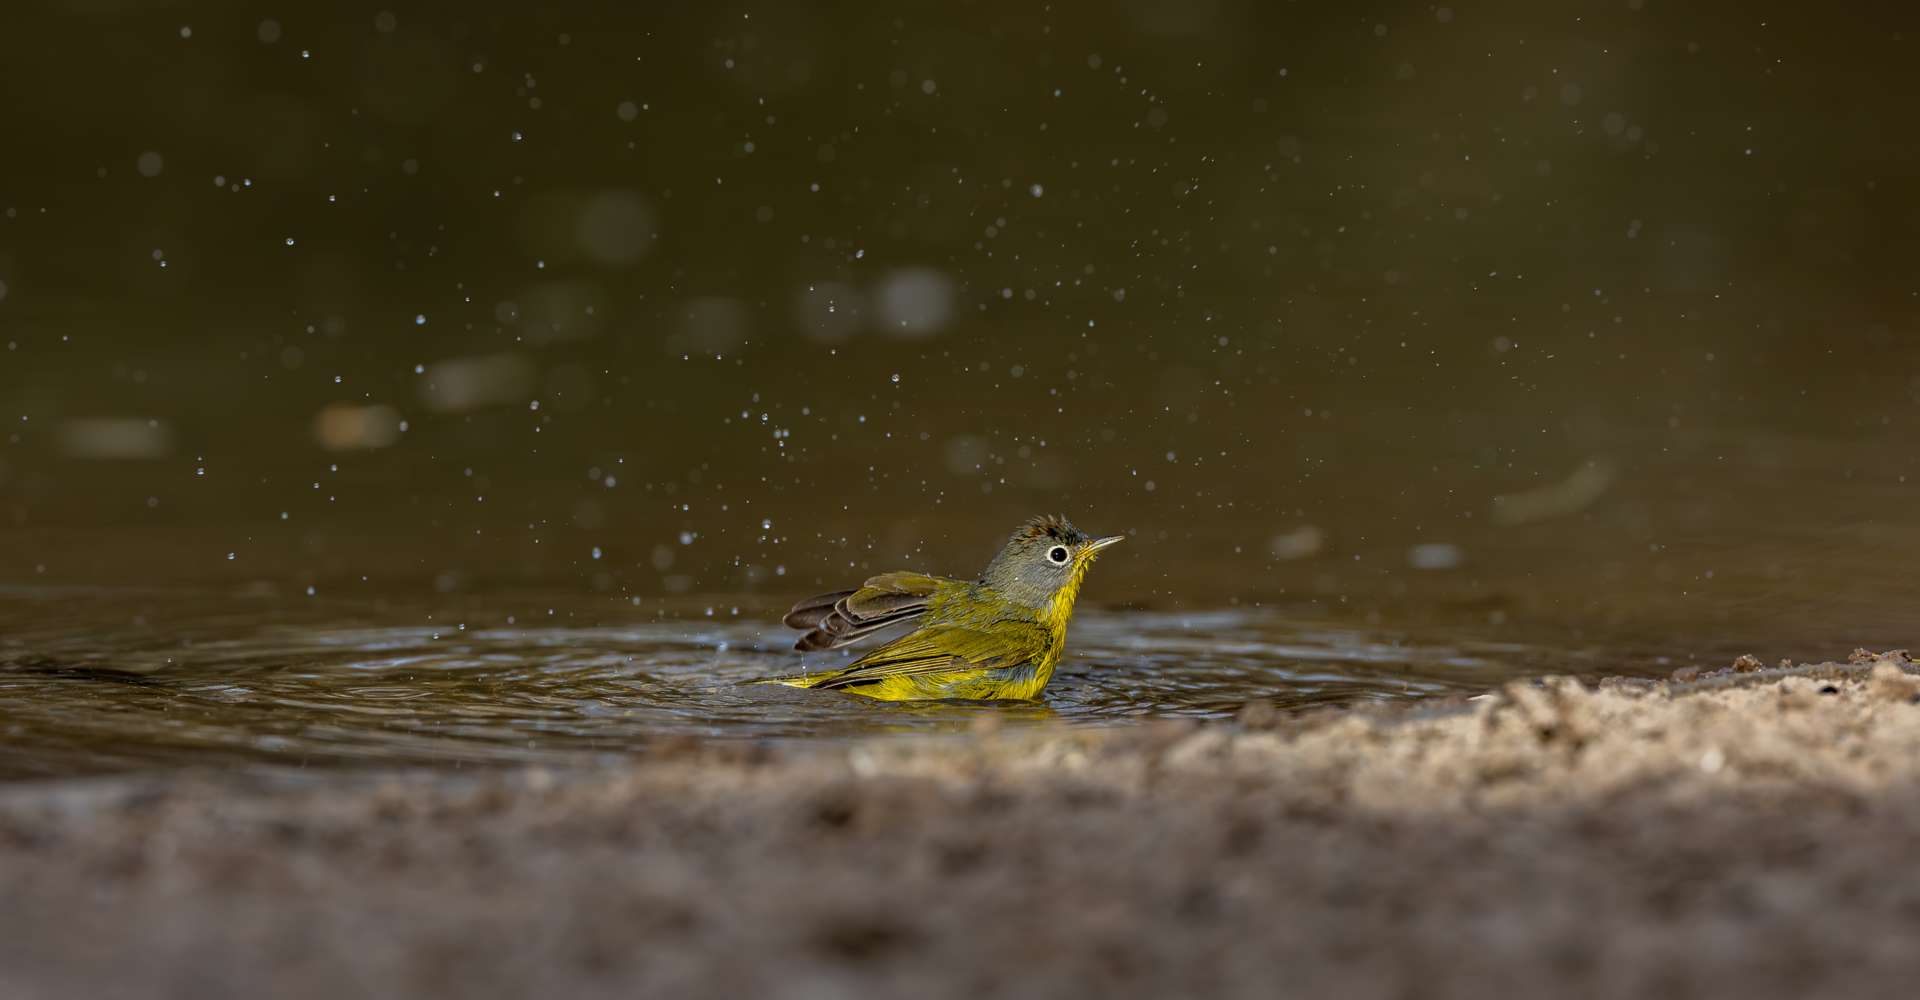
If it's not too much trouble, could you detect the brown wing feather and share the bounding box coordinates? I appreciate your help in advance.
[783,591,855,630]
[784,572,952,651]
[794,604,927,651]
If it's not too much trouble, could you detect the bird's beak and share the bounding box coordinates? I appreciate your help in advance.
[1084,535,1126,555]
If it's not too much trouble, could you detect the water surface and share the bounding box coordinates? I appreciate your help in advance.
[1,587,1752,779]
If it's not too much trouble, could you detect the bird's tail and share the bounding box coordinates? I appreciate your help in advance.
[741,669,843,689]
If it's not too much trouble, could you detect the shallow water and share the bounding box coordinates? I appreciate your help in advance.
[0,586,1745,779]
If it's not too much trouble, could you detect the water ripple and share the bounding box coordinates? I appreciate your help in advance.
[0,592,1676,778]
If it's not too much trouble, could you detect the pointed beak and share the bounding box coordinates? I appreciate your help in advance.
[1084,535,1126,555]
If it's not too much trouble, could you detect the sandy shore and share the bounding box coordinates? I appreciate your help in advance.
[4,651,1920,999]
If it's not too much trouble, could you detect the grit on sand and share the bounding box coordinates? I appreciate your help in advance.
[5,652,1920,999]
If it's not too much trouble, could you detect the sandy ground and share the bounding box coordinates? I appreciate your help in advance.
[4,651,1920,999]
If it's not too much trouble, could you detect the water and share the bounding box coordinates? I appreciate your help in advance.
[0,585,1742,779]
[3,428,1916,780]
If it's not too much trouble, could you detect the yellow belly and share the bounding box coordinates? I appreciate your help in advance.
[777,651,1059,701]
[848,660,1055,701]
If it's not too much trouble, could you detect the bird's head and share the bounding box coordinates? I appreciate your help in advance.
[978,514,1124,615]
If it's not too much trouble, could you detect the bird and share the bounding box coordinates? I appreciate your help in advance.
[760,515,1124,701]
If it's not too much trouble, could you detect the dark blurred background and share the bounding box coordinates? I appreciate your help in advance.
[2,1,1917,649]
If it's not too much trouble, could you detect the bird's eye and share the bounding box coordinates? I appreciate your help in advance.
[1047,545,1069,565]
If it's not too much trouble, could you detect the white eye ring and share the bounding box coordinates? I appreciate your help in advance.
[1047,545,1070,565]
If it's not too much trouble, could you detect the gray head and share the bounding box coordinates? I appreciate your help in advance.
[977,514,1125,613]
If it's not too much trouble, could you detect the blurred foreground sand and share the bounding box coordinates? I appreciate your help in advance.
[4,652,1919,999]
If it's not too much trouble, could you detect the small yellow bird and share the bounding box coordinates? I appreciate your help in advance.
[764,515,1124,701]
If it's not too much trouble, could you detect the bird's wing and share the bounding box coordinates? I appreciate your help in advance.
[783,572,955,651]
[810,620,1051,690]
